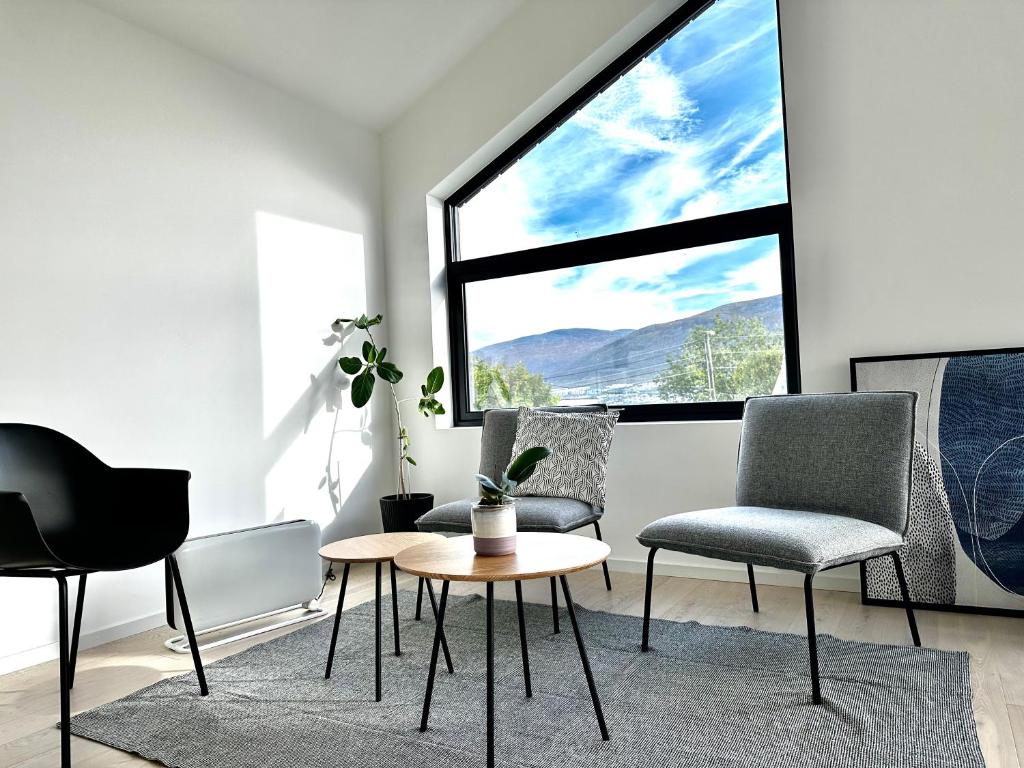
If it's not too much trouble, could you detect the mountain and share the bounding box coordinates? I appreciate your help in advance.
[470,294,783,391]
[472,327,634,377]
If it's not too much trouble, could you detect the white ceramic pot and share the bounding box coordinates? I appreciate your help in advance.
[470,502,517,556]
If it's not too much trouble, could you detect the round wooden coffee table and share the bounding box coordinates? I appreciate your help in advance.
[394,532,611,768]
[319,532,453,701]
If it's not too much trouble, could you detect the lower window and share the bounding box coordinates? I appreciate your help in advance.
[451,228,799,423]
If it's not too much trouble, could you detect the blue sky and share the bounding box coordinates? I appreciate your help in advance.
[460,0,787,349]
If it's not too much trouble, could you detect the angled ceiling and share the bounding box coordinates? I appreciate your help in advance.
[83,0,523,131]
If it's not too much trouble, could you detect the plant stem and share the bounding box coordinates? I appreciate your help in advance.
[367,328,408,498]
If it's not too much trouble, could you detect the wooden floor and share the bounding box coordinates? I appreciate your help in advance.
[1,567,1021,767]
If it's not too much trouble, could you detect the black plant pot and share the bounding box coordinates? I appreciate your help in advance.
[380,492,434,533]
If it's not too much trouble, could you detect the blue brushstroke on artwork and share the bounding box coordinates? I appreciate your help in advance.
[938,353,1024,596]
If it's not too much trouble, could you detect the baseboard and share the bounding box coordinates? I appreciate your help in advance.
[0,611,165,677]
[607,556,861,593]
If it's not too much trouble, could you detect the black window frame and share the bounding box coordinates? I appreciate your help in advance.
[444,0,800,427]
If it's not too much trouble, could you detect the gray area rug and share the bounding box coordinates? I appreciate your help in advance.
[71,591,985,768]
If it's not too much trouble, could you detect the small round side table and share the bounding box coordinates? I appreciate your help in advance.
[395,532,611,768]
[319,531,453,701]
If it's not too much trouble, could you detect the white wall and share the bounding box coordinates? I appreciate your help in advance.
[0,0,391,672]
[381,0,1024,590]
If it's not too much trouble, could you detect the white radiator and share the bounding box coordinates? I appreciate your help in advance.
[165,519,325,652]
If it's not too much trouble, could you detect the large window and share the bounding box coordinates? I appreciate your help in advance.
[445,0,799,425]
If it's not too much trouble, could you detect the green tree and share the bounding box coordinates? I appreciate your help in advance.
[655,316,783,402]
[472,358,559,410]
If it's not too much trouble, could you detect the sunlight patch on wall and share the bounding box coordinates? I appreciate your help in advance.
[256,211,371,529]
[255,211,366,438]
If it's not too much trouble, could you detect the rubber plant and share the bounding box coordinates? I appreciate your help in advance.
[332,313,445,497]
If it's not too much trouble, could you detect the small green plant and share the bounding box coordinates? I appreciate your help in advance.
[474,447,552,507]
[332,312,445,498]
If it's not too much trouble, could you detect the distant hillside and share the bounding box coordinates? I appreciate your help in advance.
[473,328,633,376]
[471,294,782,391]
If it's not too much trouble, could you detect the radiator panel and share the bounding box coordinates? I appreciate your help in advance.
[167,520,322,633]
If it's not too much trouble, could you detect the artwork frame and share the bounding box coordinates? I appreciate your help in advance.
[851,346,1024,619]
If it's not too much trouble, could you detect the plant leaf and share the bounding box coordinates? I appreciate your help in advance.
[474,474,502,494]
[506,446,552,483]
[353,314,369,329]
[351,370,375,407]
[418,395,444,417]
[362,341,374,362]
[378,362,403,384]
[377,347,387,363]
[338,357,362,374]
[366,313,383,327]
[426,366,444,395]
[406,457,417,466]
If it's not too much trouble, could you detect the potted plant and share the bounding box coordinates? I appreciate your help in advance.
[330,312,445,532]
[472,446,551,556]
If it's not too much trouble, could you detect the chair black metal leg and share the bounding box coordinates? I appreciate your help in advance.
[56,576,71,768]
[167,555,208,696]
[420,580,449,731]
[424,578,454,673]
[514,580,532,697]
[390,561,401,657]
[891,552,921,647]
[804,573,821,705]
[375,561,382,702]
[593,521,612,591]
[324,562,350,679]
[747,564,759,614]
[486,582,495,768]
[550,576,560,634]
[68,573,87,689]
[559,575,609,740]
[415,577,424,621]
[642,547,658,652]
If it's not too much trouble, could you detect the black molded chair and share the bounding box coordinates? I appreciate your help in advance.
[0,424,207,768]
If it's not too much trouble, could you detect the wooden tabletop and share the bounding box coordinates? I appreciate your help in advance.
[319,532,445,563]
[393,533,610,583]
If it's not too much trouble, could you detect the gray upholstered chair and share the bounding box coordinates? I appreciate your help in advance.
[416,405,611,632]
[637,392,921,704]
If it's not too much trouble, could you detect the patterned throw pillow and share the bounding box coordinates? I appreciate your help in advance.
[509,407,620,507]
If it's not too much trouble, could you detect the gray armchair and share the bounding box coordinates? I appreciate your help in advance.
[637,392,921,704]
[416,406,611,632]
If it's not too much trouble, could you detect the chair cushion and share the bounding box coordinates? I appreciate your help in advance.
[417,497,602,534]
[636,506,905,574]
[510,407,619,507]
[478,405,608,483]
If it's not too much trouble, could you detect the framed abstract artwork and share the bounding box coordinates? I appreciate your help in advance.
[851,347,1024,617]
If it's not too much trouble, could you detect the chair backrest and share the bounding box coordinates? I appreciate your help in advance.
[478,405,608,483]
[736,392,917,534]
[0,423,109,540]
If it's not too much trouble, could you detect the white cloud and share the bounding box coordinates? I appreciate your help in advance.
[457,163,547,259]
[723,249,782,295]
[577,57,697,152]
[678,148,787,221]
